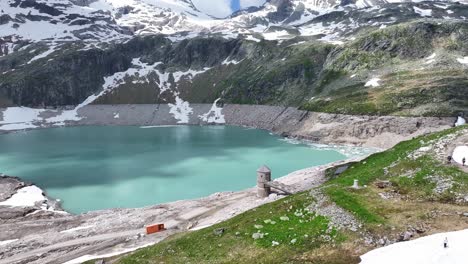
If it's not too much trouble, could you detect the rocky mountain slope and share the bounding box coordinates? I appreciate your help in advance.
[0,0,467,118]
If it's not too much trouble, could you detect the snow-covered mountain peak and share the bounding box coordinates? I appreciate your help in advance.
[1,0,468,57]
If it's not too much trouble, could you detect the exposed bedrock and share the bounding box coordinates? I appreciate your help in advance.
[71,104,455,149]
[221,105,456,149]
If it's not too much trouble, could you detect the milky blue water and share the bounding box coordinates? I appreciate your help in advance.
[0,126,353,214]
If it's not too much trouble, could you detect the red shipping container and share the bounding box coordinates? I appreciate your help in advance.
[146,224,165,234]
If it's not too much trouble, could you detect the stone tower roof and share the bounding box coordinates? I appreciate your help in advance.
[257,165,271,173]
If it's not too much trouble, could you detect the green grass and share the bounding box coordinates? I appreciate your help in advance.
[323,125,468,224]
[301,88,380,115]
[325,188,383,224]
[388,155,468,202]
[300,68,468,117]
[118,192,344,264]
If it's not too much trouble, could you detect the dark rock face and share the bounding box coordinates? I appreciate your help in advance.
[0,14,11,25]
[267,0,294,22]
[10,0,63,16]
[0,34,331,107]
[0,175,28,201]
[1,46,132,106]
[70,0,100,7]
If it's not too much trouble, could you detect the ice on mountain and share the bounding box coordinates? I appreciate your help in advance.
[168,96,193,124]
[0,107,47,130]
[414,6,433,17]
[28,44,58,64]
[199,98,225,124]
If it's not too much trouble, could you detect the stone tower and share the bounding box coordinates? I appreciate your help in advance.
[257,165,271,198]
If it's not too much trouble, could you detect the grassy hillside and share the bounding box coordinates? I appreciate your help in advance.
[102,126,468,264]
[301,21,468,116]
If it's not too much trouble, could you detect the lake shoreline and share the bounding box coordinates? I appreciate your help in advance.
[0,104,457,149]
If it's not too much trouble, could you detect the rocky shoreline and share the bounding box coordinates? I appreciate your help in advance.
[0,176,65,221]
[0,104,457,149]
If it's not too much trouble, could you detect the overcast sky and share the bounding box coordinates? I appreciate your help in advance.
[191,0,266,18]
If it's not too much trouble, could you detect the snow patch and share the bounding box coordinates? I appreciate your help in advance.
[0,107,44,125]
[0,186,47,208]
[455,116,466,127]
[456,57,468,64]
[434,4,450,9]
[263,30,292,40]
[245,35,261,42]
[0,123,39,131]
[452,146,468,165]
[425,53,436,64]
[222,58,242,65]
[0,107,45,130]
[103,58,162,89]
[172,67,211,83]
[168,96,193,124]
[414,6,433,17]
[360,229,468,264]
[365,77,381,87]
[198,98,225,124]
[64,242,157,264]
[28,44,58,64]
[0,239,18,247]
[45,93,101,124]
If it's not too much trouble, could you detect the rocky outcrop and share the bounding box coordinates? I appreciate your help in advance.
[0,175,27,201]
[222,105,455,148]
[0,176,65,222]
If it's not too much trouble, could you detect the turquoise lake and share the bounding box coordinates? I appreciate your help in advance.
[0,126,368,214]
